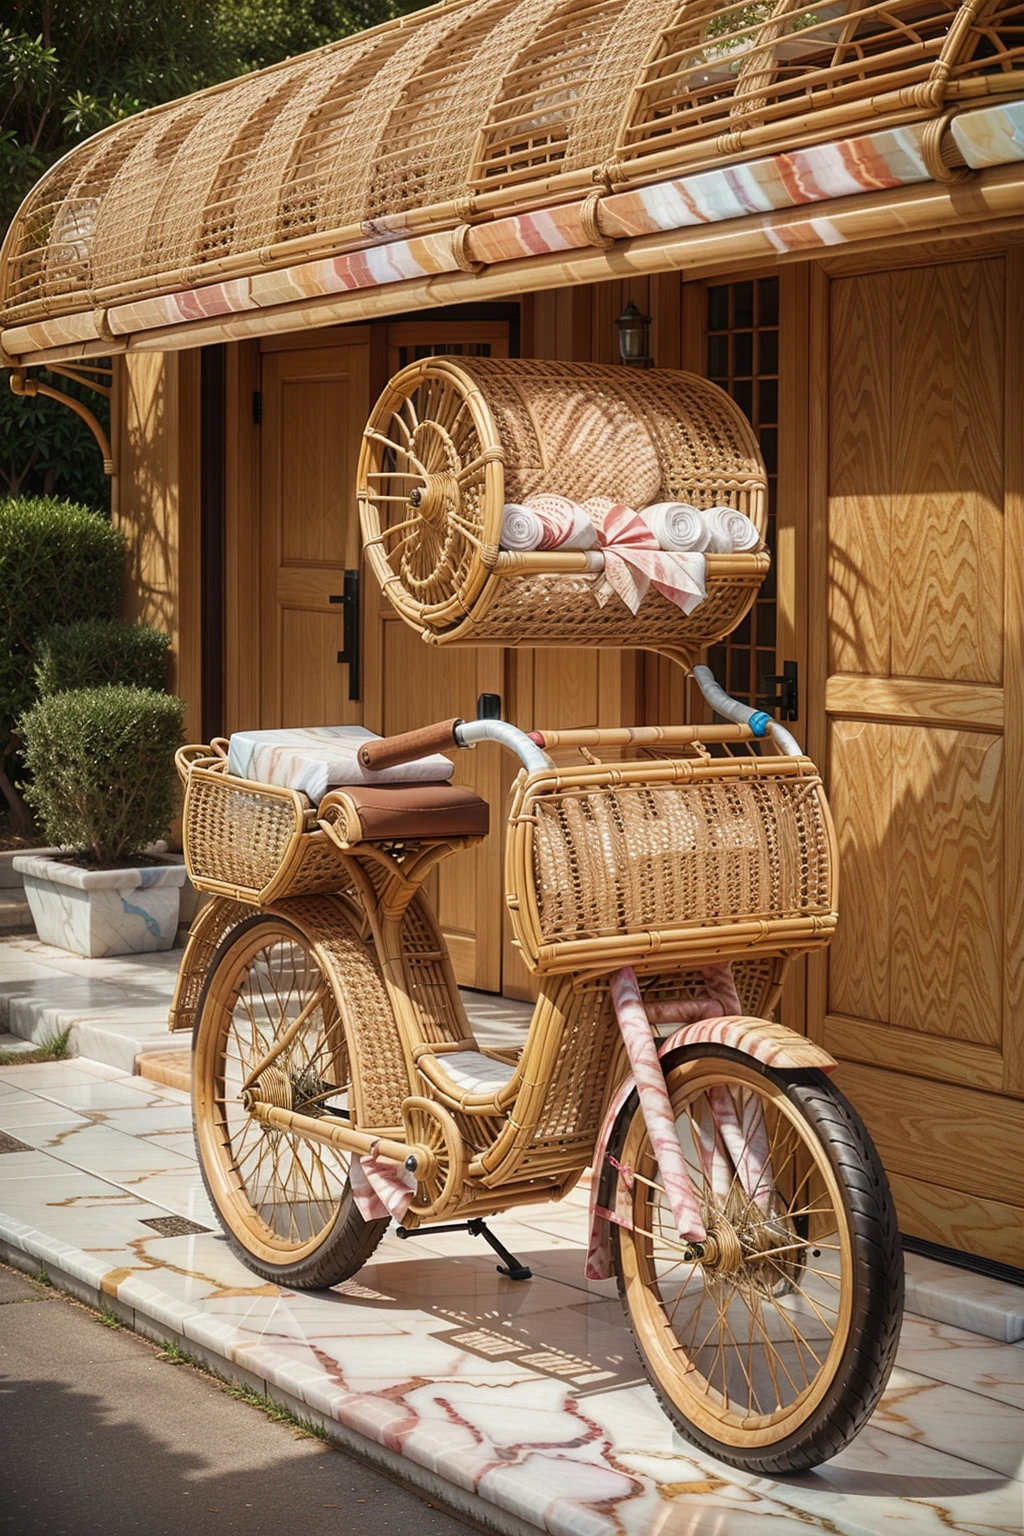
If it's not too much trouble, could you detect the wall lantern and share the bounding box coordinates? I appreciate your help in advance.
[615,299,653,368]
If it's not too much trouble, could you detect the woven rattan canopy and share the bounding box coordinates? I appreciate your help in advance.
[2,0,1023,358]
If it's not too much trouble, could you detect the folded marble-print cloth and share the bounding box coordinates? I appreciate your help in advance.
[228,726,454,801]
[594,503,706,617]
[500,495,597,551]
[702,506,760,553]
[640,502,713,552]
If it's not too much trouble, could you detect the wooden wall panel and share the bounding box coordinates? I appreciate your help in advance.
[828,275,891,679]
[891,261,1004,685]
[888,724,1002,1045]
[835,1061,1024,1210]
[116,350,202,732]
[829,718,1002,1045]
[381,626,504,992]
[818,251,1022,1261]
[827,720,892,1025]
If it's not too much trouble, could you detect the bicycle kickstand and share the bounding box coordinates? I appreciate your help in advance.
[395,1217,532,1281]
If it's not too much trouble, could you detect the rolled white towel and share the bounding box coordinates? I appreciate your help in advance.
[524,494,598,550]
[702,506,761,553]
[501,502,544,551]
[640,502,712,553]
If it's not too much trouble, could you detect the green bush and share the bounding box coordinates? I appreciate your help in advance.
[19,686,185,866]
[0,497,125,829]
[35,620,170,696]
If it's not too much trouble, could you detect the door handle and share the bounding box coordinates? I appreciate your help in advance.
[756,660,798,721]
[329,569,360,701]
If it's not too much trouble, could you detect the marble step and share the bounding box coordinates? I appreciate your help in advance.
[0,893,33,935]
[137,1048,191,1093]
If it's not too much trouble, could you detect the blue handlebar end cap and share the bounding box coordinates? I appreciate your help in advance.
[749,711,771,737]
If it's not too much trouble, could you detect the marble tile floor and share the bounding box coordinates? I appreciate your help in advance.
[0,937,536,1076]
[1,1054,1023,1536]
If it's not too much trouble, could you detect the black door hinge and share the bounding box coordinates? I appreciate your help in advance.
[757,660,799,721]
[329,569,360,701]
[252,390,262,425]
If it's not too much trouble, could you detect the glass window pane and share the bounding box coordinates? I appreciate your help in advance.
[758,278,779,327]
[707,334,728,377]
[733,331,753,376]
[758,328,778,376]
[708,285,729,331]
[734,282,754,328]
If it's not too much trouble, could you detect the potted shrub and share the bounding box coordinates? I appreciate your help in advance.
[34,618,170,696]
[0,496,125,841]
[14,686,187,956]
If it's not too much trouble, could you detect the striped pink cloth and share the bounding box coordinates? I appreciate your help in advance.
[586,963,774,1279]
[349,1143,416,1222]
[595,503,706,616]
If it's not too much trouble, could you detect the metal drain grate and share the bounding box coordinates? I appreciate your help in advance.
[138,1216,211,1237]
[0,1132,32,1154]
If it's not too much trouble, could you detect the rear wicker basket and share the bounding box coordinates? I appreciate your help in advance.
[359,357,767,661]
[506,754,838,977]
[180,751,351,905]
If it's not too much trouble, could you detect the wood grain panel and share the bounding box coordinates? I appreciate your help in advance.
[1003,246,1024,1094]
[828,274,891,678]
[279,377,351,566]
[891,260,1004,685]
[824,1013,1005,1095]
[889,725,1002,1046]
[827,719,892,1025]
[835,1061,1024,1209]
[824,674,1003,732]
[886,1172,1024,1267]
[278,612,350,728]
[259,343,368,727]
[382,622,504,992]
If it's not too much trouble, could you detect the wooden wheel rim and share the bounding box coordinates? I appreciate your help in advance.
[618,1058,854,1448]
[359,358,502,631]
[194,918,352,1266]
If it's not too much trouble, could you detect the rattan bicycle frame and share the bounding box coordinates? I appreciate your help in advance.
[174,719,837,1227]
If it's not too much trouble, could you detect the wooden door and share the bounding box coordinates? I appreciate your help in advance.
[810,254,1024,1265]
[259,338,370,726]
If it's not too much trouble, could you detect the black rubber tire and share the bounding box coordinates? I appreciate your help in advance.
[192,911,389,1290]
[603,1043,903,1475]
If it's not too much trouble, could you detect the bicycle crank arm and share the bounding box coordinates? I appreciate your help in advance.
[246,1101,437,1180]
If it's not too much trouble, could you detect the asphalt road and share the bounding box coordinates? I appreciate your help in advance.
[0,1263,475,1536]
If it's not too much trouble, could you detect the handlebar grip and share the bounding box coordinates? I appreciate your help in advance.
[359,718,462,771]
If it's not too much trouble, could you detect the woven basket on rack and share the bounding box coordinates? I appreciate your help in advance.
[505,752,838,978]
[178,747,353,905]
[358,357,767,660]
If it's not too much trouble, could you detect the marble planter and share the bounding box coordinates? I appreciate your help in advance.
[0,848,59,891]
[12,854,188,957]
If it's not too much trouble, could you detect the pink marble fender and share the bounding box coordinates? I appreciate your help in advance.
[607,969,708,1247]
[586,981,836,1279]
[350,1144,416,1222]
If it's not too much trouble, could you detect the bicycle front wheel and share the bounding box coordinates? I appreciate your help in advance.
[193,912,388,1289]
[604,1044,902,1474]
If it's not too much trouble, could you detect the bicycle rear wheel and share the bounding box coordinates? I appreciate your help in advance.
[603,1044,902,1474]
[193,912,388,1288]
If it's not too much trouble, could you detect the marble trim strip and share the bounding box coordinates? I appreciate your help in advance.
[3,97,1024,359]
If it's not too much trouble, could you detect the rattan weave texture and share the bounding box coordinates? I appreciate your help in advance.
[359,355,767,656]
[2,0,1020,325]
[506,755,837,975]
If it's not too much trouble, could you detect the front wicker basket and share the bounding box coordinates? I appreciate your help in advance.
[358,357,767,660]
[506,753,838,977]
[179,748,351,905]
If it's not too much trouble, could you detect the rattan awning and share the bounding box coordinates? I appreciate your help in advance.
[2,0,1023,359]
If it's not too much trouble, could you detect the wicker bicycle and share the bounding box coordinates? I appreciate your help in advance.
[174,677,901,1476]
[175,358,901,1474]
